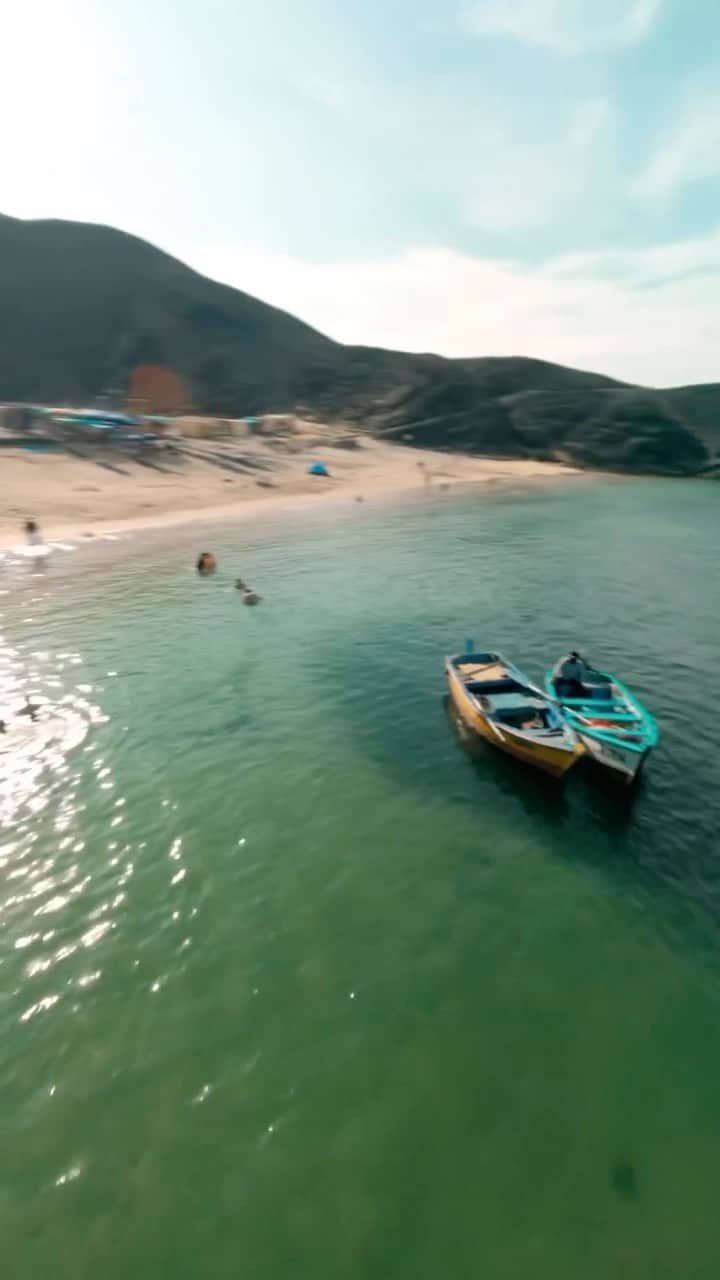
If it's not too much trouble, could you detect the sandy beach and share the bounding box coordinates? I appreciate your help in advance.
[0,427,577,547]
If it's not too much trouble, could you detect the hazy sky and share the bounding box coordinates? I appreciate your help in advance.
[2,0,719,385]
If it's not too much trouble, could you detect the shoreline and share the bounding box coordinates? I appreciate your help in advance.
[0,437,580,550]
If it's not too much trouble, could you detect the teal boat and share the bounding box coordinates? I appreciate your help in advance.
[545,664,659,784]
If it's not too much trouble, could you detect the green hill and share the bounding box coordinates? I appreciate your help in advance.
[0,212,717,476]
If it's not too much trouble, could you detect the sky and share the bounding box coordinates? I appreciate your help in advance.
[1,0,719,386]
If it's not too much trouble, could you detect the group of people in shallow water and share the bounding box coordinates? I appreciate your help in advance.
[2,522,48,735]
[196,552,261,605]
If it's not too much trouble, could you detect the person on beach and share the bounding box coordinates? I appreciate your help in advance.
[25,519,42,546]
[197,552,217,575]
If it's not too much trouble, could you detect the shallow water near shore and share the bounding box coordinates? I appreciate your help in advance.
[1,475,719,1278]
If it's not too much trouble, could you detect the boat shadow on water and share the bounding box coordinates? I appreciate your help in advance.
[442,697,716,946]
[443,697,639,836]
[445,694,720,953]
[443,697,570,823]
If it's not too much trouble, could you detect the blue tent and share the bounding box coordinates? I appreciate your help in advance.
[309,461,329,477]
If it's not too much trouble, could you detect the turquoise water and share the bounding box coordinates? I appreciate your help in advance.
[1,477,719,1278]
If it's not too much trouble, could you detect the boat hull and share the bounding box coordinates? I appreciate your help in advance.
[446,667,580,778]
[579,732,649,783]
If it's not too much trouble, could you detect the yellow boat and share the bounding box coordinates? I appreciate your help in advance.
[445,650,583,778]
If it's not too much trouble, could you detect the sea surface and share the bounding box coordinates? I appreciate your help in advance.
[1,476,719,1278]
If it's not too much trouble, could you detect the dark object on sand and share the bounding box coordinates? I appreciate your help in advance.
[197,552,217,575]
[611,1161,638,1200]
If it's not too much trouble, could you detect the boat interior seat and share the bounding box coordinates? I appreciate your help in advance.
[488,690,543,710]
[581,682,613,701]
[495,707,551,730]
[466,678,523,696]
[459,662,507,681]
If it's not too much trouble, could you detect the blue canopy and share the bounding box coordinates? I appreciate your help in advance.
[309,461,329,476]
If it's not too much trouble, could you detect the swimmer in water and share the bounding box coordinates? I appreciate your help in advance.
[235,578,261,602]
[18,695,40,722]
[237,581,260,604]
[197,552,217,575]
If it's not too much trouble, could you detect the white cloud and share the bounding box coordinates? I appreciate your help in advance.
[0,6,122,222]
[180,227,720,387]
[462,98,613,230]
[300,76,349,110]
[465,0,660,53]
[634,95,720,198]
[547,229,720,286]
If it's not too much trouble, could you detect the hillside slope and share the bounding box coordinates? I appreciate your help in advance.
[0,213,717,476]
